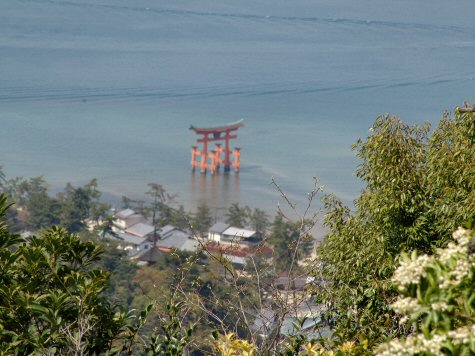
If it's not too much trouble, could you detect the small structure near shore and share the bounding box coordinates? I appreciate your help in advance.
[189,119,244,174]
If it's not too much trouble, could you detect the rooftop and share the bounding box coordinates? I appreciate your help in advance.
[115,231,147,246]
[126,222,155,238]
[116,208,135,220]
[209,222,230,234]
[222,227,256,239]
[223,254,247,266]
[158,224,176,238]
[132,246,165,263]
[158,229,199,252]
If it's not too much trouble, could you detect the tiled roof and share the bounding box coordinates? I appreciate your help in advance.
[116,208,135,219]
[133,247,165,262]
[116,231,147,246]
[126,222,155,238]
[158,230,198,252]
[209,222,230,234]
[158,224,176,237]
[223,254,247,266]
[222,227,256,239]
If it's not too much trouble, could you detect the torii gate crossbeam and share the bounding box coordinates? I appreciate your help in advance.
[189,119,244,174]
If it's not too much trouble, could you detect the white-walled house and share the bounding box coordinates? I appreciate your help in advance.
[114,209,147,231]
[221,227,257,243]
[208,222,230,242]
[105,208,156,256]
[112,208,155,239]
[115,231,151,255]
[208,222,261,246]
[157,225,199,252]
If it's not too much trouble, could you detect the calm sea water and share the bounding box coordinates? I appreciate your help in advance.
[1,0,474,220]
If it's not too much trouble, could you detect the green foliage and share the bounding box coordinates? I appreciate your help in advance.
[0,199,127,353]
[0,166,7,192]
[171,205,192,230]
[0,173,109,233]
[192,203,213,236]
[58,184,92,232]
[145,183,177,228]
[23,177,61,230]
[377,227,475,355]
[225,203,251,228]
[144,300,196,355]
[121,195,135,209]
[0,194,183,354]
[268,214,313,271]
[315,108,475,345]
[249,208,269,234]
[211,332,256,355]
[0,194,212,354]
[58,179,109,232]
[93,239,138,307]
[95,215,119,239]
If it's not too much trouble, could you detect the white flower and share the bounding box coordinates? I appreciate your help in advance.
[392,254,433,286]
[376,333,447,356]
[438,254,472,289]
[448,324,475,344]
[398,316,408,327]
[431,301,449,311]
[438,241,464,263]
[452,227,471,245]
[391,297,420,315]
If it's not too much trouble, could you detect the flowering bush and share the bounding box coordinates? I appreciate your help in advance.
[212,333,256,356]
[377,227,475,355]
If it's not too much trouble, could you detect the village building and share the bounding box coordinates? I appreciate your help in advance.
[98,208,155,256]
[115,232,151,254]
[207,222,230,242]
[156,225,199,252]
[206,222,271,268]
[113,208,148,231]
[207,222,262,247]
[131,246,166,266]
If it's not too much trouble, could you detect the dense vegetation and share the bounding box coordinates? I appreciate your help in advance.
[0,104,473,354]
[313,106,475,353]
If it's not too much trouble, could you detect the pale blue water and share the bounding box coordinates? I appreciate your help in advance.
[1,0,474,217]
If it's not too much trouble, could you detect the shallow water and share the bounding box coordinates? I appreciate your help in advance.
[1,0,474,219]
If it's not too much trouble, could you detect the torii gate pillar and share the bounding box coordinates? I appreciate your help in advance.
[190,119,244,174]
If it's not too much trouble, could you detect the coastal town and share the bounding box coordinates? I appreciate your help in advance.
[2,0,474,352]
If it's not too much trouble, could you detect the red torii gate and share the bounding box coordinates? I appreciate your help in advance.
[190,119,244,174]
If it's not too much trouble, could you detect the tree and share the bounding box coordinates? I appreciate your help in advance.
[0,194,128,354]
[378,226,475,355]
[0,168,22,231]
[192,203,213,236]
[268,214,313,271]
[314,107,475,347]
[249,208,269,234]
[83,178,109,223]
[2,176,30,207]
[57,179,109,233]
[225,203,250,228]
[95,215,118,239]
[0,194,205,354]
[144,183,176,247]
[0,165,6,191]
[58,183,91,232]
[171,205,192,229]
[23,177,61,230]
[121,195,135,209]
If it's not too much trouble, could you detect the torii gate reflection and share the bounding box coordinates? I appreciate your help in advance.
[189,119,244,174]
